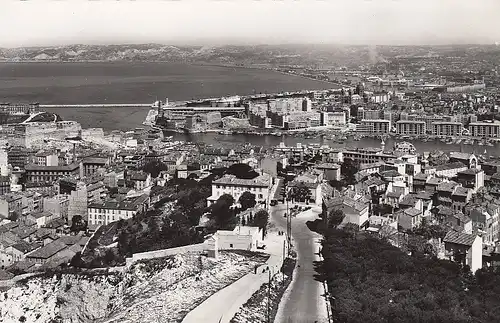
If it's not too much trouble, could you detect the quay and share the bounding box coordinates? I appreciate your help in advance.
[39,103,152,108]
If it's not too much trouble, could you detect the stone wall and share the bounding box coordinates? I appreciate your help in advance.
[125,243,208,267]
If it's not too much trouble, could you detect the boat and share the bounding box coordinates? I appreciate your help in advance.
[218,130,231,135]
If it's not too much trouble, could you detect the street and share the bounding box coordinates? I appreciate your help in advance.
[182,233,285,323]
[271,204,329,323]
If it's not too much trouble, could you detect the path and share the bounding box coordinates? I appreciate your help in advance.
[271,204,329,323]
[182,233,285,323]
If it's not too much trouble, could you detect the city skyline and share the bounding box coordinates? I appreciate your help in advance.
[1,0,500,48]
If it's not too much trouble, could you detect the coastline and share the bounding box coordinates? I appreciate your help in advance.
[0,60,341,88]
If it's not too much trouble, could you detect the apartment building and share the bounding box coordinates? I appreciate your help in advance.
[432,122,463,136]
[357,119,391,134]
[87,194,149,227]
[25,163,80,184]
[468,121,500,138]
[343,148,395,164]
[396,120,426,136]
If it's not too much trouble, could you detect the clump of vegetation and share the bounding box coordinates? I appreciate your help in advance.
[315,226,500,323]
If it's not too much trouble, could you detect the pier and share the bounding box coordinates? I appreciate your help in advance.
[39,104,152,108]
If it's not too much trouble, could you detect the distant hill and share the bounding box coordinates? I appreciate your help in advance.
[1,43,499,69]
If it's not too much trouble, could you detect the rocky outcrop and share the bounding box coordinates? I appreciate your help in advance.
[1,273,121,323]
[0,251,269,323]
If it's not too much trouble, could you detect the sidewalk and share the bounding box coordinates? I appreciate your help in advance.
[182,234,285,323]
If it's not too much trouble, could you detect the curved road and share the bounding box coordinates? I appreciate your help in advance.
[271,204,329,323]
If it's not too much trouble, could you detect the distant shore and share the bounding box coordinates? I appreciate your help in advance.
[0,59,341,88]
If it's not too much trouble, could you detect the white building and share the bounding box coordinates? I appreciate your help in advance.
[207,174,272,207]
[214,226,263,251]
[87,194,149,227]
[443,231,482,273]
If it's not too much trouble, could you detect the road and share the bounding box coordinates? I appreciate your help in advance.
[182,234,285,323]
[271,204,329,323]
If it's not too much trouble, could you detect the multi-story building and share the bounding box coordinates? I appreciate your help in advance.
[468,121,500,138]
[0,176,10,195]
[34,152,59,166]
[343,148,395,164]
[87,194,149,227]
[432,122,463,137]
[415,115,444,133]
[127,171,152,191]
[24,163,80,184]
[43,194,69,221]
[207,174,272,207]
[81,156,109,178]
[436,181,461,208]
[357,119,391,134]
[362,109,382,120]
[469,205,499,245]
[0,103,39,114]
[0,194,23,219]
[396,120,426,136]
[322,111,346,126]
[7,146,33,169]
[68,182,88,223]
[456,168,485,193]
[445,83,486,93]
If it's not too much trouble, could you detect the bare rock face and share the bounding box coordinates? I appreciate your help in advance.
[56,275,121,323]
[0,252,267,323]
[1,272,123,323]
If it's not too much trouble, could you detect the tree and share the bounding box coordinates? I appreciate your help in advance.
[379,225,398,240]
[69,252,84,268]
[252,209,269,239]
[227,163,259,179]
[289,182,311,203]
[239,191,256,211]
[141,160,169,178]
[328,208,345,229]
[209,194,236,230]
[8,211,19,222]
[70,215,87,232]
[341,158,360,186]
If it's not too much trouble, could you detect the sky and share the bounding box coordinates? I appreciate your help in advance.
[1,0,500,48]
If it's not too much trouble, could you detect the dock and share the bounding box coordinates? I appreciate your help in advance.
[39,104,152,108]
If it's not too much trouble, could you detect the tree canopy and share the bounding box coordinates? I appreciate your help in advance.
[315,227,500,323]
[226,163,259,179]
[70,214,87,232]
[341,158,360,186]
[250,209,269,238]
[141,160,169,178]
[239,191,256,211]
[327,208,345,229]
[209,194,236,230]
[289,182,312,203]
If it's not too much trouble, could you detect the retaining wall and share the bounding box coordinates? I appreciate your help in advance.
[126,243,207,267]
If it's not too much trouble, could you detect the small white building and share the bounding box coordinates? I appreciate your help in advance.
[214,226,262,251]
[443,230,482,273]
